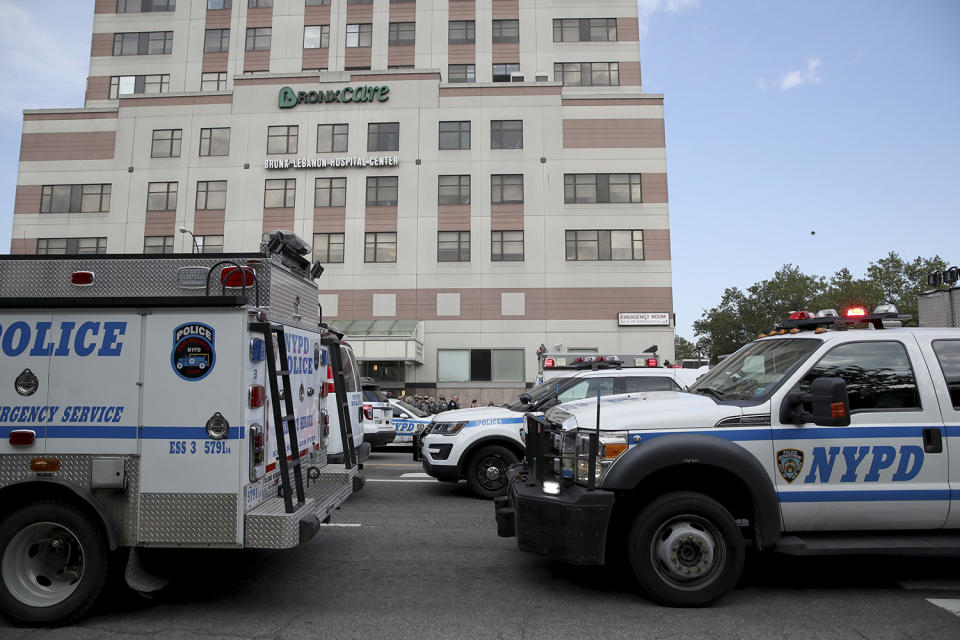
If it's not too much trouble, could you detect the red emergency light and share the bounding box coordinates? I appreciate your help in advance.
[789,311,813,320]
[845,307,868,318]
[221,266,255,288]
[249,384,266,408]
[8,430,36,446]
[543,358,555,368]
[646,358,658,368]
[71,271,95,286]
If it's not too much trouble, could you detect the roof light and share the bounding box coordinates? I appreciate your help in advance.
[873,303,899,315]
[788,311,813,320]
[817,309,839,318]
[249,338,265,362]
[845,307,868,318]
[646,358,658,367]
[71,271,95,286]
[543,358,555,368]
[221,266,255,288]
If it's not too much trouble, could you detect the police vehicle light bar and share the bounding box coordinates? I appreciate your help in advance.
[543,358,555,368]
[845,307,867,318]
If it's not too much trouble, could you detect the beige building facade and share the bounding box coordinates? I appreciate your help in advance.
[11,0,675,400]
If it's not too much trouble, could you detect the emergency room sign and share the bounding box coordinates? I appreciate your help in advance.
[618,312,670,326]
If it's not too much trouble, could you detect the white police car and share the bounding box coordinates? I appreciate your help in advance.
[415,366,695,498]
[495,307,960,606]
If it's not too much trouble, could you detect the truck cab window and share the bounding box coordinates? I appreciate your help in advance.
[622,376,679,393]
[932,339,960,409]
[797,341,920,412]
[556,378,614,403]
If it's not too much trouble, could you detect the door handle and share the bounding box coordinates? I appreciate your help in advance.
[922,428,943,454]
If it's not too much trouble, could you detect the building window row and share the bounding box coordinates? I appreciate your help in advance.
[143,234,223,254]
[439,349,524,383]
[565,230,644,261]
[40,185,112,214]
[109,74,170,98]
[204,28,230,52]
[564,173,642,204]
[554,62,619,86]
[201,71,228,91]
[314,230,525,265]
[117,0,175,13]
[113,31,173,56]
[207,0,231,9]
[36,238,107,255]
[553,18,618,43]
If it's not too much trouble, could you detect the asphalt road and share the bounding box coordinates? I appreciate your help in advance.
[2,448,960,639]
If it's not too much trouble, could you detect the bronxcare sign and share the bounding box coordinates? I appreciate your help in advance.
[618,312,670,327]
[279,85,389,108]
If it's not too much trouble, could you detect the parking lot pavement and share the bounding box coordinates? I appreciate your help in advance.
[2,449,959,639]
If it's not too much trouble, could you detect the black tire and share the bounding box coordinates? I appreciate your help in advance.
[465,445,518,499]
[0,500,109,626]
[627,491,744,607]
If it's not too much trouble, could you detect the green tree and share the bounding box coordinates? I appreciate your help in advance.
[674,335,699,360]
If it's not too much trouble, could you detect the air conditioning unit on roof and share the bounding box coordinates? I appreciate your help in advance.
[510,72,525,82]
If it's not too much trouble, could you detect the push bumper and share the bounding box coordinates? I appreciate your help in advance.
[494,464,615,565]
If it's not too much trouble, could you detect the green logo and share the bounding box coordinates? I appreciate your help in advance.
[278,86,298,109]
[278,85,390,109]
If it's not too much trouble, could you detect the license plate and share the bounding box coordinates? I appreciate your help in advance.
[244,483,265,511]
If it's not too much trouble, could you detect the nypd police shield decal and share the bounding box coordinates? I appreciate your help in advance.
[777,448,804,484]
[171,322,216,381]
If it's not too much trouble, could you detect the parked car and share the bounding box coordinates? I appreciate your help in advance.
[361,378,394,447]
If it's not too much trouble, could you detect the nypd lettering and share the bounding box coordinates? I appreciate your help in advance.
[0,321,126,358]
[172,322,216,381]
[284,333,314,376]
[800,445,925,483]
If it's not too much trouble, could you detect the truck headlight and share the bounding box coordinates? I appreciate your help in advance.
[432,421,468,436]
[573,431,629,485]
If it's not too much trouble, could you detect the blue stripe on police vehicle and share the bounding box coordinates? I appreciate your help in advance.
[463,416,525,429]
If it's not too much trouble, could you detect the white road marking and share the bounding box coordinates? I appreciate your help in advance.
[318,523,361,527]
[400,472,431,478]
[899,580,960,590]
[926,599,960,617]
[366,478,436,483]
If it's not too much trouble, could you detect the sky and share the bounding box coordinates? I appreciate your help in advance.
[0,0,958,341]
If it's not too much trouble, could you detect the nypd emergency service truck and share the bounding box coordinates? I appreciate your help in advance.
[495,308,960,606]
[415,363,698,498]
[0,233,363,626]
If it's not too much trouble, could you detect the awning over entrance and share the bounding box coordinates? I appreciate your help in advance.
[331,319,424,364]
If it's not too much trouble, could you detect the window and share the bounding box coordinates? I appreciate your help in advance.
[389,22,415,45]
[438,175,470,205]
[347,0,372,3]
[147,182,178,211]
[554,62,619,86]
[196,181,227,209]
[304,25,329,48]
[207,0,231,8]
[346,24,372,47]
[552,18,618,42]
[109,74,170,98]
[151,129,181,158]
[438,349,524,382]
[264,179,296,208]
[933,340,960,409]
[196,235,224,253]
[492,19,519,43]
[317,123,348,152]
[448,64,475,83]
[366,176,398,206]
[367,122,399,151]
[36,238,107,255]
[623,377,681,393]
[204,29,230,52]
[439,121,470,150]
[564,173,641,203]
[448,21,475,44]
[201,72,227,91]
[305,0,329,5]
[491,120,522,149]
[113,31,173,55]
[144,236,174,254]
[364,232,397,263]
[492,63,520,82]
[557,377,615,403]
[245,27,271,51]
[199,128,230,156]
[798,341,921,412]
[315,177,346,207]
[313,233,344,263]
[248,0,272,7]
[117,0,175,13]
[565,230,644,261]
[492,230,524,262]
[40,185,111,214]
[491,174,523,204]
[438,231,470,262]
[267,125,298,154]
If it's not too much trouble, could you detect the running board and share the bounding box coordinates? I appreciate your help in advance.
[775,534,960,556]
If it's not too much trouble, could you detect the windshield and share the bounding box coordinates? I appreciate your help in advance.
[503,376,573,411]
[689,338,821,402]
[394,399,427,418]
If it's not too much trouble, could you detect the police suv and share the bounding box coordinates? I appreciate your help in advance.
[495,307,960,606]
[415,362,697,498]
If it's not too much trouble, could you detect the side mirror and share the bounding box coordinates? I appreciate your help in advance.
[780,377,850,427]
[518,393,532,405]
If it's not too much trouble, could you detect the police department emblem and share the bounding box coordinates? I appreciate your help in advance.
[777,449,804,483]
[171,322,216,381]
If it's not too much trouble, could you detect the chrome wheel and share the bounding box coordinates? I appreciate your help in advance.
[2,522,85,608]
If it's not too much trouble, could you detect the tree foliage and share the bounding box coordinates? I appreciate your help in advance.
[692,253,948,363]
[674,335,699,360]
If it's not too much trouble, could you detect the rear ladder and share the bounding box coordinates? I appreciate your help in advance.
[254,323,306,514]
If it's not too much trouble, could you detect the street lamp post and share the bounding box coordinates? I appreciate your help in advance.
[178,226,200,254]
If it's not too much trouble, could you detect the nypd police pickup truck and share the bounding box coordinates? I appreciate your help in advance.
[495,310,960,606]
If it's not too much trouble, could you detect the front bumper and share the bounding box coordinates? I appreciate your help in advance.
[494,463,615,565]
[422,455,459,483]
